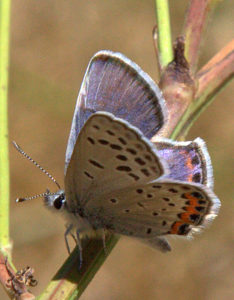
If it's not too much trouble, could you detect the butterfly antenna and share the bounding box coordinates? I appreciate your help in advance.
[16,192,49,203]
[16,191,58,203]
[12,141,61,189]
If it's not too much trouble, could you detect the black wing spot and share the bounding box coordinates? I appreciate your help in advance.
[190,214,201,223]
[136,189,143,194]
[177,213,183,219]
[168,203,175,207]
[153,185,162,189]
[162,220,167,226]
[199,200,206,205]
[84,171,93,179]
[116,166,132,172]
[106,130,115,136]
[192,172,201,183]
[144,155,152,162]
[110,144,122,150]
[163,197,170,202]
[168,188,178,193]
[98,139,109,145]
[152,212,158,216]
[116,155,128,161]
[178,224,190,235]
[126,148,137,155]
[87,137,95,145]
[89,159,104,169]
[124,209,130,213]
[93,125,100,130]
[147,228,152,234]
[110,198,118,204]
[192,155,200,166]
[141,168,150,177]
[147,194,153,198]
[195,206,205,212]
[128,173,140,181]
[191,192,204,199]
[137,202,145,208]
[118,137,127,145]
[135,157,146,166]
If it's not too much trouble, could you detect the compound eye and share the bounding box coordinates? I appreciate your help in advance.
[53,195,65,210]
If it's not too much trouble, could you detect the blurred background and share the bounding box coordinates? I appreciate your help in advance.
[4,0,233,299]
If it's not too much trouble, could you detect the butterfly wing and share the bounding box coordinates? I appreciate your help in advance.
[154,138,213,188]
[86,179,220,251]
[65,51,167,173]
[65,112,167,212]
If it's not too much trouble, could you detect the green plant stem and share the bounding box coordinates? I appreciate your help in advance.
[154,0,173,68]
[38,235,119,299]
[0,0,11,249]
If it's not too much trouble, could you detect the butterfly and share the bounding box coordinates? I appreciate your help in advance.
[43,51,220,260]
[15,51,220,265]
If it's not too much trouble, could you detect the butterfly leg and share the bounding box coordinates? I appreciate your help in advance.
[76,230,83,270]
[64,223,74,254]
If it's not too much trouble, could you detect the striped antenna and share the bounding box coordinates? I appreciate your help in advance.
[16,191,58,203]
[13,141,61,190]
[16,192,49,203]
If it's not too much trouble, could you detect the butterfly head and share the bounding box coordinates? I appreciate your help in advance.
[44,189,66,211]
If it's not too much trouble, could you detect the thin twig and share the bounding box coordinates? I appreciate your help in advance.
[152,25,163,74]
[196,39,234,99]
[0,254,36,299]
[182,0,222,73]
[0,0,11,249]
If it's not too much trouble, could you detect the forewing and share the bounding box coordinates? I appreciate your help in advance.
[65,50,167,173]
[65,112,167,211]
[155,138,214,188]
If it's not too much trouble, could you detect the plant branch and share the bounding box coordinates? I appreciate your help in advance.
[0,255,16,299]
[0,254,36,300]
[196,39,234,99]
[154,0,173,69]
[154,36,196,140]
[182,0,222,73]
[170,39,234,139]
[37,235,119,299]
[0,0,11,250]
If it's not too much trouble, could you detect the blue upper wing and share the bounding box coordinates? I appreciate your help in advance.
[65,50,167,173]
